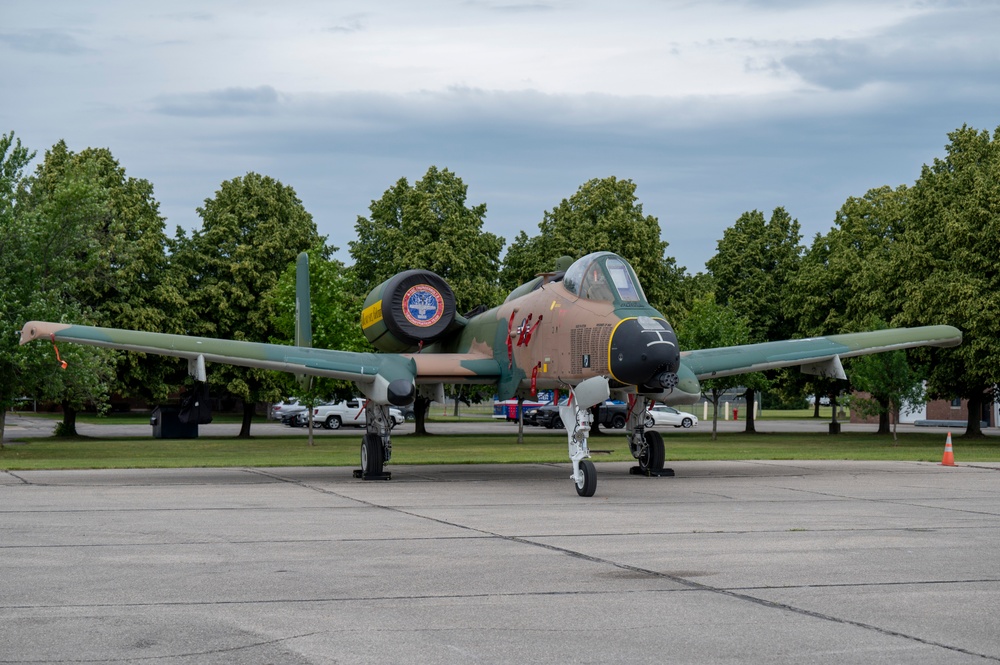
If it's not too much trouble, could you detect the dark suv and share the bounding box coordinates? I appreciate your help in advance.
[529,398,628,429]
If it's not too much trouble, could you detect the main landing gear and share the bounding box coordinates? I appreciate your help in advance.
[351,387,675,494]
[353,402,393,481]
[626,394,674,477]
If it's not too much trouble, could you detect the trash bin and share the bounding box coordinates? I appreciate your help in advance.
[150,406,199,439]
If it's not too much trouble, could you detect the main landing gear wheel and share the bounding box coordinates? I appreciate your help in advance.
[638,430,665,473]
[575,459,597,497]
[360,433,384,476]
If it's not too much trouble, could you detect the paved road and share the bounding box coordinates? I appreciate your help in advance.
[5,413,987,440]
[2,461,999,663]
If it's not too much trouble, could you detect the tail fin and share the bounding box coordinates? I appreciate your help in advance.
[295,252,313,391]
[295,252,312,348]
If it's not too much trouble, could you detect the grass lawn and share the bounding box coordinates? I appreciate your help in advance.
[2,428,997,470]
[14,404,843,424]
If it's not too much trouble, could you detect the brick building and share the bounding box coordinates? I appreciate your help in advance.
[850,394,997,427]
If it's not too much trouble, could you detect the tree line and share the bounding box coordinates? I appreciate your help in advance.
[2,124,998,443]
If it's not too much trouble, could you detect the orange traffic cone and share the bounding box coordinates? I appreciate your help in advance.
[941,432,956,466]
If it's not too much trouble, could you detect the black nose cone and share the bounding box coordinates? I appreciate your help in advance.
[609,317,680,388]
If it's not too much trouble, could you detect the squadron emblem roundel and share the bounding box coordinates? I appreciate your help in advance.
[402,285,445,327]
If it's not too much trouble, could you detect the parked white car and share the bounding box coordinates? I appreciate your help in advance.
[311,398,404,430]
[272,398,307,425]
[645,405,698,429]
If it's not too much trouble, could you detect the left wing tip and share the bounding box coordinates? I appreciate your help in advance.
[931,324,963,347]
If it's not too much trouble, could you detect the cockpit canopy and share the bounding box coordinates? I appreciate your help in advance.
[562,252,646,304]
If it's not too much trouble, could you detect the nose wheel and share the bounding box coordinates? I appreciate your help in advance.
[574,459,597,497]
[559,376,611,497]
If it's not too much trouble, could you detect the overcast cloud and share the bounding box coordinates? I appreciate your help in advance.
[2,0,998,273]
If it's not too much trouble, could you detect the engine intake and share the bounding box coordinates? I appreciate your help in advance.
[361,270,457,352]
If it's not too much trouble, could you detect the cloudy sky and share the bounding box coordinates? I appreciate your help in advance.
[2,1,998,274]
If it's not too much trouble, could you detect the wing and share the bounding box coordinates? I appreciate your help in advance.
[681,325,962,380]
[20,321,501,404]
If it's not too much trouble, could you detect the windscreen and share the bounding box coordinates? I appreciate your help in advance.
[606,258,641,301]
[563,252,646,303]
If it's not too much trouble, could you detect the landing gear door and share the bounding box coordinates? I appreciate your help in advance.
[569,375,610,410]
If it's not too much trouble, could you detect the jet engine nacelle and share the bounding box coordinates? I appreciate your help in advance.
[361,270,457,353]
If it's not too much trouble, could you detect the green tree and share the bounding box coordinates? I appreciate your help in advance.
[350,166,505,433]
[785,187,915,426]
[675,294,761,440]
[793,187,908,337]
[499,231,546,292]
[2,138,125,436]
[706,208,802,432]
[262,247,367,444]
[500,177,684,320]
[265,246,368,397]
[674,271,716,322]
[892,125,1000,437]
[18,141,185,414]
[172,172,325,437]
[0,131,37,446]
[351,166,504,314]
[848,349,924,441]
[19,171,116,434]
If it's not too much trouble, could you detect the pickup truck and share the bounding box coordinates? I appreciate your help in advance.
[528,398,628,430]
[311,399,404,430]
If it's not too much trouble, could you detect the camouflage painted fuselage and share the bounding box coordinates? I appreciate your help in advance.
[415,251,691,403]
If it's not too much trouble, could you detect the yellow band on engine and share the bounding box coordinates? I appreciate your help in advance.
[361,300,384,329]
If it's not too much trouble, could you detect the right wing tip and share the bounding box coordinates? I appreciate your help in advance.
[19,321,68,345]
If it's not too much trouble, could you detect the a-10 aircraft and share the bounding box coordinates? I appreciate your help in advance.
[21,251,961,497]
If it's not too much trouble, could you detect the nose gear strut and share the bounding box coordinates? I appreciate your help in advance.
[558,376,610,497]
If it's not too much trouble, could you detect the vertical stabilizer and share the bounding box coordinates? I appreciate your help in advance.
[295,252,313,392]
[295,252,312,349]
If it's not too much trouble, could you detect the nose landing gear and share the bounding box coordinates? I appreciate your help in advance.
[574,459,597,497]
[558,376,611,497]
